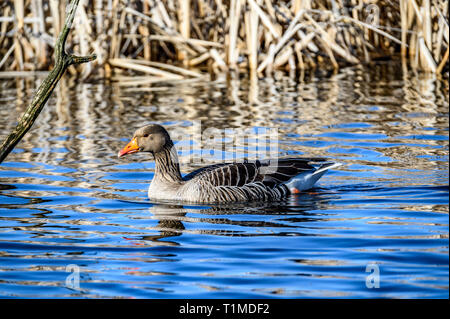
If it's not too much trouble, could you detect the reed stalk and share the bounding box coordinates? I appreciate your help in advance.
[177,0,190,63]
[0,0,447,75]
[0,0,96,163]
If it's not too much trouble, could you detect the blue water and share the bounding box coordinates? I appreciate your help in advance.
[0,64,448,298]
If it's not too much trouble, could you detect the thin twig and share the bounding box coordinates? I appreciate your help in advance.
[0,0,96,163]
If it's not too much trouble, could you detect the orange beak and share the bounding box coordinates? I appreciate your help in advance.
[118,137,139,158]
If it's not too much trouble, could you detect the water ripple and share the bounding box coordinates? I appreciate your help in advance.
[0,63,448,298]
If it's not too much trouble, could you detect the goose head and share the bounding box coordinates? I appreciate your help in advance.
[118,124,173,158]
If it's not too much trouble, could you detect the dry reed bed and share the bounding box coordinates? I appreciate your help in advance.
[0,0,448,82]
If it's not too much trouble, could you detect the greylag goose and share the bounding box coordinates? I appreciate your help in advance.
[118,124,340,203]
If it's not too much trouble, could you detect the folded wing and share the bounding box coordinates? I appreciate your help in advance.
[183,157,329,187]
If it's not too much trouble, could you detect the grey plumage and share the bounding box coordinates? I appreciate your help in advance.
[118,124,340,204]
[181,158,329,202]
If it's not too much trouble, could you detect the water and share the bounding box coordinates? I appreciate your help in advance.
[0,63,448,298]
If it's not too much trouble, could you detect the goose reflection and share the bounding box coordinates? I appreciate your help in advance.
[137,189,336,246]
[138,204,186,245]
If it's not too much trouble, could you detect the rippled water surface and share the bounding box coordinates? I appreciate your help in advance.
[0,63,448,298]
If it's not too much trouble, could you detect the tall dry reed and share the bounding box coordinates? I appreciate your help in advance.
[0,0,448,81]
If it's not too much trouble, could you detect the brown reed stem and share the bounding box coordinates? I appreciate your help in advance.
[0,0,96,164]
[0,1,447,76]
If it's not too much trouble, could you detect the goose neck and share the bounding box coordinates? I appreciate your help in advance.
[153,145,182,183]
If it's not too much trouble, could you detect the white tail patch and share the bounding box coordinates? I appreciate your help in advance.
[311,162,343,176]
[285,162,342,192]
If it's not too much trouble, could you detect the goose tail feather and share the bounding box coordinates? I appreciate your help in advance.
[284,162,342,193]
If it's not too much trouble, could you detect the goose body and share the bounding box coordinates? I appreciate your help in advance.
[118,125,340,203]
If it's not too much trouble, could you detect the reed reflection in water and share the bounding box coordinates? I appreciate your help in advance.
[0,62,448,298]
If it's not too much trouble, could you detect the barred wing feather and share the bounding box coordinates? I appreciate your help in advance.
[184,158,328,187]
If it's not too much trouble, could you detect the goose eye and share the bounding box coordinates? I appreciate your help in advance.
[143,134,149,138]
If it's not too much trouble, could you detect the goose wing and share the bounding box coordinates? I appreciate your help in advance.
[183,163,231,181]
[183,158,328,187]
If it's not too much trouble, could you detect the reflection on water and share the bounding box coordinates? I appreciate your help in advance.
[0,62,448,298]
